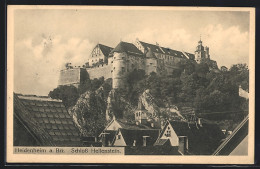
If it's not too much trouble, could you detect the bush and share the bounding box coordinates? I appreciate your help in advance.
[48,85,79,108]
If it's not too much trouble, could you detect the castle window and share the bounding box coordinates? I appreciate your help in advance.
[117,135,121,139]
[114,67,115,70]
[121,67,125,72]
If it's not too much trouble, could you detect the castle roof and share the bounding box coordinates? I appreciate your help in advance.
[146,48,157,58]
[139,41,165,55]
[14,93,83,146]
[139,40,194,59]
[98,44,113,57]
[111,41,144,57]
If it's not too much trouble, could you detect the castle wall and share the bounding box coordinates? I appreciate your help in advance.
[58,68,82,86]
[86,64,112,80]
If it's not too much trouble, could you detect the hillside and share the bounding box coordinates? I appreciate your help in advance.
[49,61,249,136]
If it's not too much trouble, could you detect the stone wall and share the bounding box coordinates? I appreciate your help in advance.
[58,68,82,86]
[87,64,112,80]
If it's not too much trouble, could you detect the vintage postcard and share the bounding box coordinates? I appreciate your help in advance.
[6,5,255,164]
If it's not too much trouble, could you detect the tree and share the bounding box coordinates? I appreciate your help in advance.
[48,85,79,108]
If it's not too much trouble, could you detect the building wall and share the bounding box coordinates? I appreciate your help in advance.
[88,45,106,66]
[113,131,127,146]
[145,58,157,75]
[111,52,145,88]
[161,123,179,146]
[86,64,112,80]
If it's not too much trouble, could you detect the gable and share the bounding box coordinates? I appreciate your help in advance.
[106,120,122,131]
[160,123,179,146]
[113,130,127,146]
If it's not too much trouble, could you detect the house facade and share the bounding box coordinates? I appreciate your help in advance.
[154,120,225,155]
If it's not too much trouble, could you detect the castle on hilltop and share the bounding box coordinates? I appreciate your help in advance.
[58,38,218,89]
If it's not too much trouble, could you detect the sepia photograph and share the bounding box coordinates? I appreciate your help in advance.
[6,5,255,164]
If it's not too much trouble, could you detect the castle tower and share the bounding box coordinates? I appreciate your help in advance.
[194,38,205,64]
[145,47,158,75]
[205,46,210,59]
[110,42,127,89]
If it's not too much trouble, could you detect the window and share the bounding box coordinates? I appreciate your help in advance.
[166,130,171,137]
[121,67,125,72]
[117,135,121,139]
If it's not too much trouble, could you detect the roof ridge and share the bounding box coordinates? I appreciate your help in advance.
[18,95,62,102]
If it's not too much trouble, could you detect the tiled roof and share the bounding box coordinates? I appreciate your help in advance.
[15,94,83,146]
[160,47,185,58]
[116,128,160,146]
[145,48,157,58]
[98,44,113,57]
[213,115,249,155]
[162,120,225,155]
[111,41,144,57]
[184,52,195,60]
[139,41,164,55]
[14,93,54,146]
[139,41,188,58]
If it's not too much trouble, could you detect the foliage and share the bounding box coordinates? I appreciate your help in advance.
[121,62,249,115]
[48,85,79,108]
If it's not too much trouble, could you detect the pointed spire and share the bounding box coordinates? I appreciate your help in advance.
[199,35,202,43]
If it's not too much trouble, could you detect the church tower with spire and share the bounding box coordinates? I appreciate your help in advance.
[195,36,205,64]
[194,36,211,64]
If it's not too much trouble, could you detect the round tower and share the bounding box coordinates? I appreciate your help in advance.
[145,48,158,75]
[112,52,127,89]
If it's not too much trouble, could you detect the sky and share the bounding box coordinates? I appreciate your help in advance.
[13,7,251,96]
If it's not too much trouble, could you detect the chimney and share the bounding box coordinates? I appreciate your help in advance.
[178,136,188,154]
[133,140,136,146]
[197,118,202,127]
[151,122,154,128]
[222,129,227,135]
[143,136,149,147]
